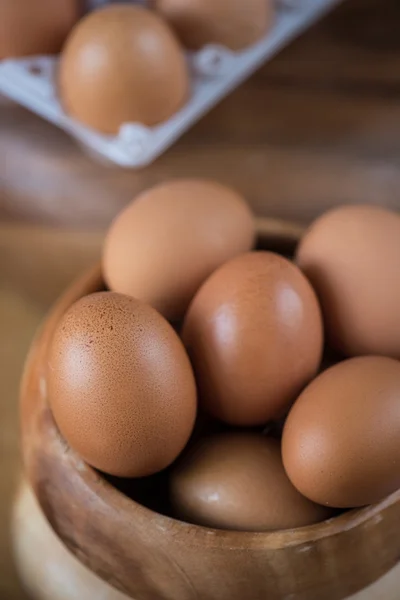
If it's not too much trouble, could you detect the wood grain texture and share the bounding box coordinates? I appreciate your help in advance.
[20,219,400,600]
[1,0,400,229]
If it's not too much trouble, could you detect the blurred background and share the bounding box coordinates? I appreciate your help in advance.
[1,0,400,597]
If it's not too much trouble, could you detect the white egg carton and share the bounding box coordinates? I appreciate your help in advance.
[0,0,342,168]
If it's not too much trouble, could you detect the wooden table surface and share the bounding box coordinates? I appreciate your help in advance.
[1,0,400,229]
[1,0,400,597]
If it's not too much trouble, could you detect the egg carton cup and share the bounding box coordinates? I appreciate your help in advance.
[0,0,342,168]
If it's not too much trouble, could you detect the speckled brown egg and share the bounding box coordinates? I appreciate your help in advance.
[170,432,331,531]
[0,0,82,59]
[47,292,197,478]
[103,179,255,322]
[282,356,400,508]
[296,205,400,358]
[59,5,189,133]
[153,0,274,51]
[182,251,323,425]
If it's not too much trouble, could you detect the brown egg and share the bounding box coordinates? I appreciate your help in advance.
[0,0,82,58]
[103,179,255,322]
[47,292,197,478]
[282,356,400,508]
[182,251,323,425]
[170,432,330,531]
[296,205,400,358]
[153,0,274,51]
[59,5,189,133]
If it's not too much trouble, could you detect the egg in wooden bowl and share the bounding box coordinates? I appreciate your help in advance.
[19,211,400,600]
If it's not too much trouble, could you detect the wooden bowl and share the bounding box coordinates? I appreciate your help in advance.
[20,217,400,600]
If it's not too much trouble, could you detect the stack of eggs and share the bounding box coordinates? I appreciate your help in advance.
[47,179,400,532]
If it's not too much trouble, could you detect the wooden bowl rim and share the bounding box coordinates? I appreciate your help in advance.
[21,216,400,552]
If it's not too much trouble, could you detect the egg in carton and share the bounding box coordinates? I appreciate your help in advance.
[0,0,343,167]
